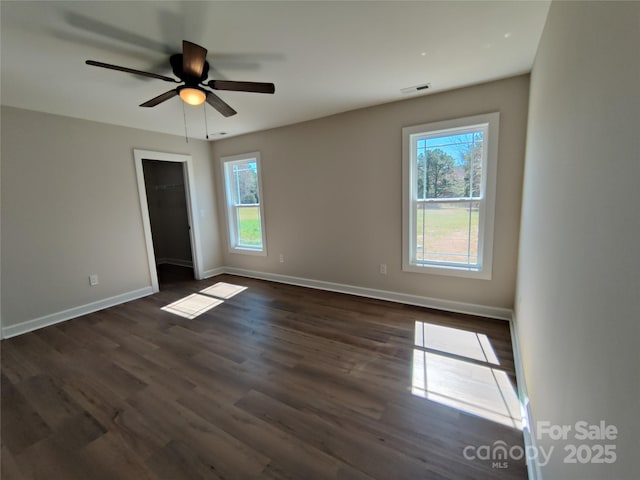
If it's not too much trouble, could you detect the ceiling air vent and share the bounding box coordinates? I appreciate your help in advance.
[401,83,431,94]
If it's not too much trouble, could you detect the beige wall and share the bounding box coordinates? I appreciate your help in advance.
[211,75,529,309]
[516,2,639,478]
[1,75,528,330]
[1,106,222,328]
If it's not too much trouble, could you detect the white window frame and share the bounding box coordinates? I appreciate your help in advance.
[402,112,499,279]
[221,152,267,256]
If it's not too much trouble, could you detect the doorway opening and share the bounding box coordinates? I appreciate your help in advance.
[134,150,203,292]
[143,159,194,287]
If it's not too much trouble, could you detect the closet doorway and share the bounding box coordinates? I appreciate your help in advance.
[134,149,203,292]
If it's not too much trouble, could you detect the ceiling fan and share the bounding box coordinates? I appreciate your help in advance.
[86,40,275,117]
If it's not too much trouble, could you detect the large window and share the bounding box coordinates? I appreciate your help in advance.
[402,113,499,279]
[221,152,266,255]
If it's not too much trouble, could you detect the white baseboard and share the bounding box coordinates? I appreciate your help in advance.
[1,266,512,339]
[1,287,154,339]
[510,313,542,480]
[222,267,513,320]
[156,257,193,268]
[201,267,226,279]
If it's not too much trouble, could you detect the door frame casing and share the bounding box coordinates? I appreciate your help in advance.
[133,149,203,292]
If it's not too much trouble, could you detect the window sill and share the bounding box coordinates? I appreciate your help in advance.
[403,263,492,280]
[229,247,267,257]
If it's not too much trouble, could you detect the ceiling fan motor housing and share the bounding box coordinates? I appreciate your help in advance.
[170,54,209,85]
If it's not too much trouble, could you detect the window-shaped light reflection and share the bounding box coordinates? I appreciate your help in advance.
[161,282,248,320]
[412,321,521,429]
[161,293,223,319]
[414,322,499,364]
[200,282,247,299]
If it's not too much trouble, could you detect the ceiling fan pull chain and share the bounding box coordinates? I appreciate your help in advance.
[182,100,189,143]
[203,102,210,140]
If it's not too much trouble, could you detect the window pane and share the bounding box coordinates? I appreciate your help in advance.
[222,152,266,255]
[415,201,479,266]
[237,206,263,248]
[232,161,259,205]
[416,131,484,199]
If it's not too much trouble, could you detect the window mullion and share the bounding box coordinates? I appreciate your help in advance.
[467,201,472,265]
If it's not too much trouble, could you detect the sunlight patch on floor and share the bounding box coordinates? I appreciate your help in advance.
[411,321,521,429]
[161,282,247,319]
[200,282,248,299]
[161,294,223,319]
[414,322,500,365]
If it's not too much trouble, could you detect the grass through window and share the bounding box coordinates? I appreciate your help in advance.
[237,206,263,247]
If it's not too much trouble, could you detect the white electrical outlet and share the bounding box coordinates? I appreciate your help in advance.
[89,274,99,286]
[379,263,387,275]
[279,254,285,263]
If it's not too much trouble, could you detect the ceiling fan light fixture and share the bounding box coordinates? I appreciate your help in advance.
[179,87,206,106]
[87,40,272,117]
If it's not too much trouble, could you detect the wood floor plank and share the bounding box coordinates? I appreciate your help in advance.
[46,411,106,450]
[0,445,25,480]
[83,432,158,480]
[176,388,345,480]
[145,440,225,480]
[14,436,112,480]
[2,272,527,479]
[62,376,170,461]
[127,385,271,478]
[106,346,198,400]
[236,389,448,480]
[14,374,84,429]
[0,342,41,385]
[1,374,52,455]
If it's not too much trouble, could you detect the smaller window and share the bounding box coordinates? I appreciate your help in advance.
[221,152,267,255]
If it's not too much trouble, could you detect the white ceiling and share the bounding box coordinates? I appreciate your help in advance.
[1,1,550,141]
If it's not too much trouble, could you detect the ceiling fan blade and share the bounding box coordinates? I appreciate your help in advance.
[140,89,178,107]
[86,60,178,83]
[207,80,275,94]
[205,91,237,117]
[182,40,207,78]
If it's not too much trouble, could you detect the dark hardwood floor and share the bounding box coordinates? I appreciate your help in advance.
[1,274,527,479]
